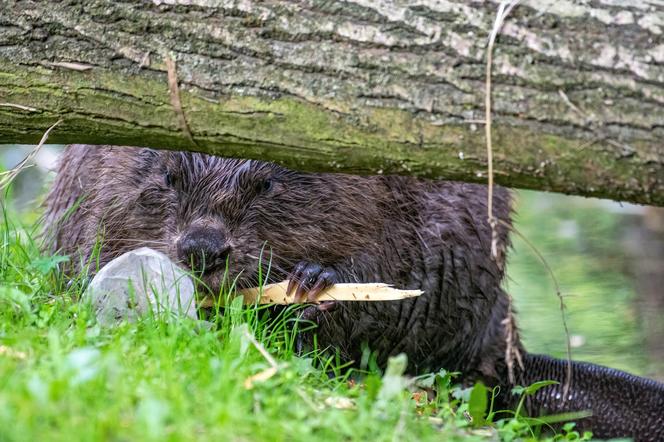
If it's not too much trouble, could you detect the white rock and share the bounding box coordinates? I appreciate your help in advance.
[83,247,198,325]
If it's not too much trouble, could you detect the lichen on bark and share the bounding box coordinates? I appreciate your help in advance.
[0,0,662,205]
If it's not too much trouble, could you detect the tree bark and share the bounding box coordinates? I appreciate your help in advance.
[0,0,662,205]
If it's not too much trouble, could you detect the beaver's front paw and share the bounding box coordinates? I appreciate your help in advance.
[286,261,339,304]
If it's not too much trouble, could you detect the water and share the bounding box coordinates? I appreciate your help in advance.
[509,190,660,379]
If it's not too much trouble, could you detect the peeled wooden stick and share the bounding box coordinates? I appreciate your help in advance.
[198,280,422,308]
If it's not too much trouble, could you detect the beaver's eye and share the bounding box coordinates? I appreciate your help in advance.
[254,178,273,195]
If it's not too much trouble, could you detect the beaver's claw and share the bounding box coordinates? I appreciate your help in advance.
[287,261,339,303]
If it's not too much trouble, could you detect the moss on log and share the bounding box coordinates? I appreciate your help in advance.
[0,1,662,205]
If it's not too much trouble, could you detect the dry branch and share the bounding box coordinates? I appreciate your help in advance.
[199,281,423,307]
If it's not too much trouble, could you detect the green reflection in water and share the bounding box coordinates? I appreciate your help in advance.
[508,190,653,377]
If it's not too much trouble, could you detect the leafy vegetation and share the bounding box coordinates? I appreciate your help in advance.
[3,149,643,441]
[0,194,594,441]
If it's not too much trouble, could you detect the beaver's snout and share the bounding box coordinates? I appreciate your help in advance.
[176,226,231,274]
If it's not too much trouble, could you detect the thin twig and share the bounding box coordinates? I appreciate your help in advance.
[243,329,278,367]
[559,89,635,156]
[484,0,522,384]
[0,119,62,191]
[0,102,38,112]
[138,52,151,69]
[485,2,572,398]
[497,219,572,399]
[242,329,279,389]
[296,388,323,412]
[485,0,519,262]
[42,61,94,71]
[502,293,524,385]
[165,54,196,145]
[558,89,585,119]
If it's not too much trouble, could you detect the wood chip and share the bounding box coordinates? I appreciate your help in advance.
[0,345,27,360]
[324,396,355,409]
[243,366,277,389]
[42,61,94,71]
[199,280,422,308]
[0,102,38,112]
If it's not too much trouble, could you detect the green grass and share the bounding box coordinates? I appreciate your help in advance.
[0,199,596,442]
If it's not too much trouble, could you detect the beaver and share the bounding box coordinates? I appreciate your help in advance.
[45,145,664,440]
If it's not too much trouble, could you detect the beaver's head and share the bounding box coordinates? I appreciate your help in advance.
[87,148,386,294]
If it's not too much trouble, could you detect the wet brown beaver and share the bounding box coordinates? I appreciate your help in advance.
[45,145,663,440]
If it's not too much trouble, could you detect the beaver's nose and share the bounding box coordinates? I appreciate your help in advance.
[176,227,231,274]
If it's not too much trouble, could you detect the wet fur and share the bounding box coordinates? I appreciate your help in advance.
[45,145,663,440]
